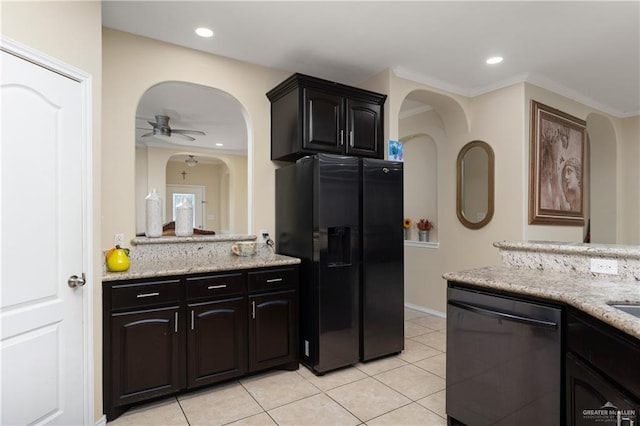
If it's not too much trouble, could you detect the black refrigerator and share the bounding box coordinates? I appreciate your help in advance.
[276,154,404,375]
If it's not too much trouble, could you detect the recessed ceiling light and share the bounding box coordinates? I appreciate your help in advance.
[195,27,214,38]
[486,56,503,65]
[215,143,224,147]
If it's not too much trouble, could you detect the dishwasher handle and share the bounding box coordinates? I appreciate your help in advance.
[449,299,559,330]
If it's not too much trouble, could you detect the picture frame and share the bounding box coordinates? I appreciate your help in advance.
[388,140,404,162]
[529,100,586,226]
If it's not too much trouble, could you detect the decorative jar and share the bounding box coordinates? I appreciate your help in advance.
[175,197,193,236]
[145,188,162,237]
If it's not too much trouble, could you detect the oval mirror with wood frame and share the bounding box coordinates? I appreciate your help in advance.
[456,140,495,229]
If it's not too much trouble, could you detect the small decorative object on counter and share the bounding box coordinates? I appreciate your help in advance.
[416,218,434,242]
[231,241,257,257]
[403,218,412,240]
[105,245,131,272]
[145,188,163,237]
[175,197,194,236]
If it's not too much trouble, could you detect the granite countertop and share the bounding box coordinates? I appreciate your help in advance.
[103,248,300,282]
[444,266,640,340]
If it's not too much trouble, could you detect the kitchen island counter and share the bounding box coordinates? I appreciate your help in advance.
[444,266,640,339]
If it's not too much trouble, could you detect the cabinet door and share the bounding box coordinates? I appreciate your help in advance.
[566,352,639,425]
[248,290,297,372]
[345,98,382,158]
[110,306,183,408]
[303,89,344,154]
[187,297,246,388]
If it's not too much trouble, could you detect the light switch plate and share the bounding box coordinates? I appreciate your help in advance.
[590,258,618,275]
[114,233,125,246]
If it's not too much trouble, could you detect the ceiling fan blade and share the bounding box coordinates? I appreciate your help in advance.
[173,129,206,136]
[140,132,154,138]
[171,132,196,141]
[137,127,152,131]
[148,120,160,128]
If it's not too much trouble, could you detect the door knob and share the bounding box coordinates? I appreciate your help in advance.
[68,273,86,288]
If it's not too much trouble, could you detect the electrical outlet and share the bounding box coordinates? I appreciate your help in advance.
[259,229,269,243]
[114,233,125,246]
[590,258,618,275]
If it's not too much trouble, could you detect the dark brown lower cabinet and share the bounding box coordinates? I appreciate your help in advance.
[103,265,298,422]
[110,306,184,407]
[249,290,297,371]
[566,307,640,426]
[187,297,246,388]
[566,352,639,425]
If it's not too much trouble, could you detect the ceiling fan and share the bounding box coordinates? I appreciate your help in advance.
[138,115,206,141]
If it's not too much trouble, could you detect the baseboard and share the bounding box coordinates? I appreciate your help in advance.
[95,414,107,426]
[404,302,446,318]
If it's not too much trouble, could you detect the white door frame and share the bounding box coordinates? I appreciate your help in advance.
[0,36,95,424]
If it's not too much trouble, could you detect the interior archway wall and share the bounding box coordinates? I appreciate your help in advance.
[586,113,617,244]
[134,81,248,235]
[378,72,527,314]
[400,132,438,242]
[103,28,290,246]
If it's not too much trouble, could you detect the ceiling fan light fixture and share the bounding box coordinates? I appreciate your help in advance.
[195,27,214,38]
[486,56,504,65]
[185,155,198,167]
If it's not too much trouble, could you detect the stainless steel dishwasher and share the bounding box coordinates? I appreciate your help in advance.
[446,283,562,426]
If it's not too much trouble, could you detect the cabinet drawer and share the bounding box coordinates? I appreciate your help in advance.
[111,279,181,311]
[248,268,297,292]
[186,273,245,300]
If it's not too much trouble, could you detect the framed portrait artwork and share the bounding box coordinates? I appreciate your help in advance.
[529,100,587,226]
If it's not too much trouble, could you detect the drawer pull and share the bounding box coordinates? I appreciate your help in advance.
[252,301,256,319]
[207,284,227,290]
[191,310,195,330]
[266,278,283,283]
[137,292,160,298]
[174,312,178,333]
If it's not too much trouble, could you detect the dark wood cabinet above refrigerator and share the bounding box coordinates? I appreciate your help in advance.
[267,73,387,161]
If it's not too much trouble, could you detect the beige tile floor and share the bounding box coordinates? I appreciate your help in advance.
[108,308,447,426]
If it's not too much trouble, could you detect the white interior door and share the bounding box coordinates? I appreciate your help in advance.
[1,48,86,424]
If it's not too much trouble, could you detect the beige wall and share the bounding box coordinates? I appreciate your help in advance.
[618,115,640,244]
[385,71,639,314]
[102,28,289,249]
[1,1,103,421]
[387,74,526,313]
[524,84,640,244]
